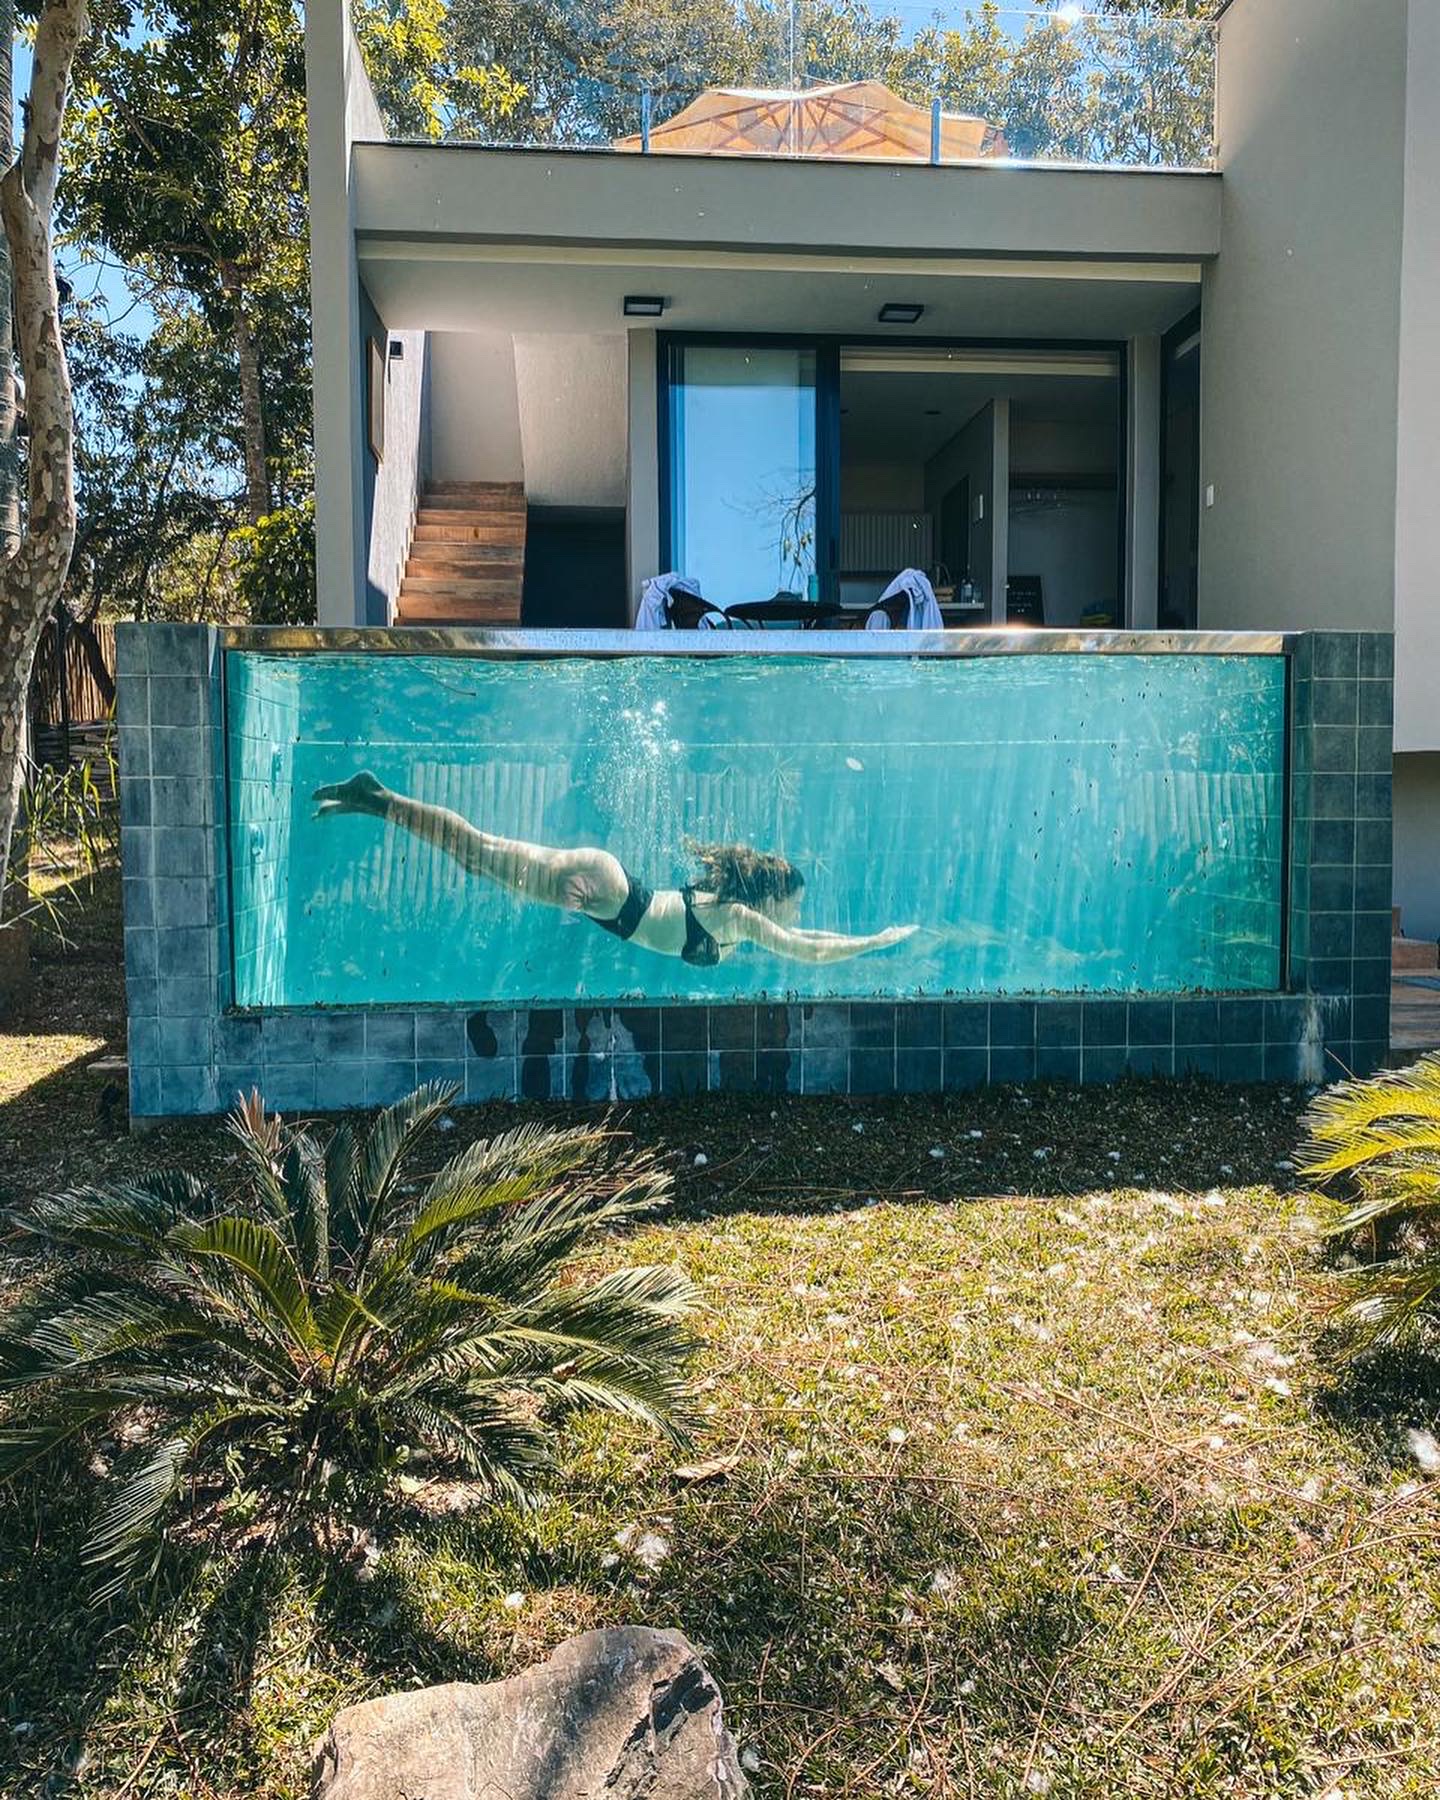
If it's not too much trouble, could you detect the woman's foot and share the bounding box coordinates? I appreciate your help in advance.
[312,771,389,818]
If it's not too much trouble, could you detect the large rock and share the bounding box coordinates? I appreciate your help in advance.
[314,1626,752,1800]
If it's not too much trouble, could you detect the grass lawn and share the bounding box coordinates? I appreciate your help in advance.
[3,864,1440,1797]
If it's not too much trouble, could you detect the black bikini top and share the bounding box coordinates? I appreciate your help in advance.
[680,885,722,967]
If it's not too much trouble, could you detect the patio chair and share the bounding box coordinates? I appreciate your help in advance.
[863,569,945,630]
[665,589,733,630]
[635,572,730,630]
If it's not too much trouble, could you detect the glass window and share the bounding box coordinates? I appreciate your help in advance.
[670,345,818,607]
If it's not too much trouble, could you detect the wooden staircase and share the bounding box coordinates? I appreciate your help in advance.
[1393,906,1438,973]
[394,482,526,625]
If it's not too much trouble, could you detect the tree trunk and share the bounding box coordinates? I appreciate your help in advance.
[0,0,19,563]
[0,0,89,921]
[221,261,270,525]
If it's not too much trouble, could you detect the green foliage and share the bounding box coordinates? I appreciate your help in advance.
[0,1085,698,1600]
[353,0,527,137]
[13,743,120,943]
[61,0,313,526]
[234,498,316,625]
[1301,1055,1440,1358]
[382,0,1217,169]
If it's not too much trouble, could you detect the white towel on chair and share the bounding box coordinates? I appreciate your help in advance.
[635,572,703,630]
[865,568,944,631]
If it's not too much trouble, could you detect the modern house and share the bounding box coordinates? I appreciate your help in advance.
[304,0,1436,935]
[102,0,1426,1120]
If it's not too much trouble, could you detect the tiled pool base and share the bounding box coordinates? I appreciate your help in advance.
[143,994,1362,1118]
[117,624,1393,1120]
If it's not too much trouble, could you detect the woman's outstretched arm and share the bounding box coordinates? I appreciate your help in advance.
[726,906,918,964]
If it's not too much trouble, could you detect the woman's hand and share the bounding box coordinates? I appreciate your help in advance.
[312,771,390,818]
[870,924,921,950]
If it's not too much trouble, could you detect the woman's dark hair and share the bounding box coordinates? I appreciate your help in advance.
[688,841,805,908]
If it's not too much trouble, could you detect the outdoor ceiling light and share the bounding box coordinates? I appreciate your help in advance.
[623,295,667,317]
[878,301,925,324]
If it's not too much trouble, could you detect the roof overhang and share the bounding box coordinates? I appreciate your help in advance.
[353,144,1216,340]
[352,142,1221,262]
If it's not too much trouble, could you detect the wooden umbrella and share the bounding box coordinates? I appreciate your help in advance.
[614,79,1007,162]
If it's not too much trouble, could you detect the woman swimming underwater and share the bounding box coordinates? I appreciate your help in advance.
[312,772,919,967]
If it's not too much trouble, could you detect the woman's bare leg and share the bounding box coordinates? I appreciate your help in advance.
[312,772,628,916]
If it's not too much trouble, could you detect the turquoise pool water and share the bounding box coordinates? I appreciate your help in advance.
[226,649,1287,1009]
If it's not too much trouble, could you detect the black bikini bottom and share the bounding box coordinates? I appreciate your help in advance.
[589,867,653,942]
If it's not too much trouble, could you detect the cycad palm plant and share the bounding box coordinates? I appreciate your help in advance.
[0,1084,697,1599]
[1300,1052,1440,1358]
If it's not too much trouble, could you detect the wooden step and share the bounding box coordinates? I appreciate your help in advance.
[413,521,526,544]
[401,574,522,596]
[396,605,522,625]
[401,558,525,579]
[404,542,521,567]
[426,480,524,498]
[418,491,526,513]
[1393,936,1439,972]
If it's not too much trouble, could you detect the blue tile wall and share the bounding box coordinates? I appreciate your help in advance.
[117,626,1394,1119]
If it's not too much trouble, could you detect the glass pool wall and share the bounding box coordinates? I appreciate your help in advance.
[114,625,1395,1118]
[226,649,1287,1010]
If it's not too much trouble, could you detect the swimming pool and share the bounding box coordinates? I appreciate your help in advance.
[226,644,1287,1010]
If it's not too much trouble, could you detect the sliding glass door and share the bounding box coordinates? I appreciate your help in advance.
[665,342,836,607]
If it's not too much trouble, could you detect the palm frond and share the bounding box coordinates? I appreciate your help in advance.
[14,1172,214,1254]
[282,1133,332,1285]
[1323,1255,1440,1358]
[82,1435,193,1603]
[1303,1054,1440,1362]
[340,1082,458,1276]
[168,1215,319,1355]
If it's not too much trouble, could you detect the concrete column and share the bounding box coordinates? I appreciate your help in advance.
[1126,334,1161,630]
[305,6,381,626]
[625,329,660,620]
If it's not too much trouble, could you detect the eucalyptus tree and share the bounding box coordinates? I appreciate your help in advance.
[0,0,89,921]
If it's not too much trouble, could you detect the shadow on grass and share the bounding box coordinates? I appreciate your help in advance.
[1313,1344,1440,1476]
[1,1447,1110,1797]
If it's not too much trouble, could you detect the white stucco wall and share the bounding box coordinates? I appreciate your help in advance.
[366,329,427,619]
[426,333,525,484]
[1200,0,1409,633]
[1394,754,1440,942]
[306,11,390,625]
[513,333,627,508]
[1394,0,1440,752]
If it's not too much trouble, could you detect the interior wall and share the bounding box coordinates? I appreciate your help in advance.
[1008,494,1119,629]
[1010,419,1114,475]
[924,401,1008,619]
[1394,753,1440,941]
[513,333,627,508]
[843,462,926,511]
[426,332,524,483]
[1395,0,1440,751]
[1200,0,1409,632]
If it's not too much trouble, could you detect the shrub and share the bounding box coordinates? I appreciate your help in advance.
[1300,1054,1440,1358]
[0,1085,697,1599]
[234,499,316,625]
